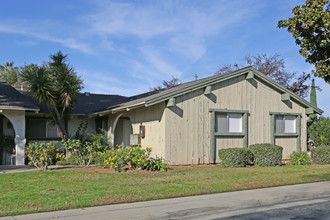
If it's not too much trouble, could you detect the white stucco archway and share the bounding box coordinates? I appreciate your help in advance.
[1,110,26,165]
[112,114,133,147]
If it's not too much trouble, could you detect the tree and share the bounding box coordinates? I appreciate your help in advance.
[150,75,181,91]
[309,78,318,122]
[0,61,21,85]
[21,51,83,137]
[278,0,330,83]
[308,117,330,146]
[216,54,312,98]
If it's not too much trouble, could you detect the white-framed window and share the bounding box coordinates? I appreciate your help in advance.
[215,113,242,133]
[275,115,296,134]
[29,119,61,138]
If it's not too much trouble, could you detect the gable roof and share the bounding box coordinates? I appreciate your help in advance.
[0,79,39,111]
[107,67,323,115]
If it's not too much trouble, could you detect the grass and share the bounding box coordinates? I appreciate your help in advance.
[0,164,329,216]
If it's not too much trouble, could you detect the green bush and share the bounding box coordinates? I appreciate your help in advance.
[308,117,330,146]
[248,144,283,166]
[62,132,110,166]
[311,145,330,164]
[218,148,254,167]
[104,145,152,171]
[289,152,311,165]
[144,156,169,171]
[26,141,64,170]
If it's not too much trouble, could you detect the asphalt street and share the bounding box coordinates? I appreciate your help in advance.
[219,199,330,220]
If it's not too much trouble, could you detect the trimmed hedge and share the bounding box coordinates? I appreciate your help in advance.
[218,148,253,167]
[311,145,330,164]
[289,152,311,165]
[248,144,283,166]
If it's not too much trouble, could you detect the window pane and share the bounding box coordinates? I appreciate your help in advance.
[284,116,296,133]
[228,114,242,132]
[275,115,284,133]
[29,119,46,137]
[215,113,227,133]
[47,121,58,138]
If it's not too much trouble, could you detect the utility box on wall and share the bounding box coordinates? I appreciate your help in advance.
[130,134,140,145]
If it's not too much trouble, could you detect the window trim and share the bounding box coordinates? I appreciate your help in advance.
[27,117,61,140]
[270,112,301,152]
[215,113,243,134]
[209,109,249,164]
[275,115,297,134]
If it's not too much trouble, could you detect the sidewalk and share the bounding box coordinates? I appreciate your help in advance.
[0,165,38,173]
[1,181,329,220]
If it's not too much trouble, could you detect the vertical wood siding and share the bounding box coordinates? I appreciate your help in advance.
[164,75,307,164]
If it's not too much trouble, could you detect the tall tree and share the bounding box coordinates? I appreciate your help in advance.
[150,75,181,91]
[278,0,330,83]
[216,54,312,98]
[21,51,83,137]
[309,78,318,121]
[0,61,21,85]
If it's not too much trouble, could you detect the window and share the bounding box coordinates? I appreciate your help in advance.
[29,119,61,138]
[275,115,296,133]
[215,113,242,133]
[96,116,108,133]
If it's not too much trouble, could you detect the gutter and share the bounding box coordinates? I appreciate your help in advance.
[0,106,39,112]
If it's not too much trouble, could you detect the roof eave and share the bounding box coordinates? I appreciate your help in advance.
[144,66,323,115]
[0,105,39,112]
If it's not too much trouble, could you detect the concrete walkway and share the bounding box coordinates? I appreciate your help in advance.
[1,181,329,220]
[0,165,38,173]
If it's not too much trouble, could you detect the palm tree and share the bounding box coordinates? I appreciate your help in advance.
[22,51,83,137]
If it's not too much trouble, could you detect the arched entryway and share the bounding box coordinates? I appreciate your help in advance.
[0,110,26,165]
[0,114,15,165]
[113,115,133,147]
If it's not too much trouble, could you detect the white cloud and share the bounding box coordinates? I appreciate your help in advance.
[0,22,93,54]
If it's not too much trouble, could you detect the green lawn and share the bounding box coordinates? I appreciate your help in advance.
[1,164,329,216]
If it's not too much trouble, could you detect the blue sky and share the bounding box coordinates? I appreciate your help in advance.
[0,0,329,116]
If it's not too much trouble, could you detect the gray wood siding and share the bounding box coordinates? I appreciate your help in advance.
[108,103,167,159]
[164,75,307,164]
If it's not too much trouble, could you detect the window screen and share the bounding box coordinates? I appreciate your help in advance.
[215,113,242,133]
[215,113,227,133]
[275,115,296,134]
[47,121,58,138]
[228,114,242,132]
[29,119,46,138]
[284,116,296,133]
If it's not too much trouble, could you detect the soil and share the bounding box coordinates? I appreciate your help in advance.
[68,164,219,174]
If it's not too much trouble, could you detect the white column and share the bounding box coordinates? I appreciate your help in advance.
[2,110,26,165]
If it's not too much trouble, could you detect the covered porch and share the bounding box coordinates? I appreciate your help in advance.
[0,79,39,165]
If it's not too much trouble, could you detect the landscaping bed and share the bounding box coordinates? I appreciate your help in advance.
[0,164,329,216]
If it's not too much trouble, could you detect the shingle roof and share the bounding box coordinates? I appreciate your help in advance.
[110,66,323,115]
[0,66,323,115]
[110,67,247,110]
[19,91,128,115]
[0,79,39,110]
[73,93,127,114]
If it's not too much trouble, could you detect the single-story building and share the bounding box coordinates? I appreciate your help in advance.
[0,67,323,165]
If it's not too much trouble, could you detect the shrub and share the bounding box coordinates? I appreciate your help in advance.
[308,117,330,146]
[311,145,330,164]
[144,156,169,171]
[62,132,110,166]
[248,144,283,166]
[218,148,254,167]
[289,152,311,165]
[26,141,64,170]
[103,145,151,171]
